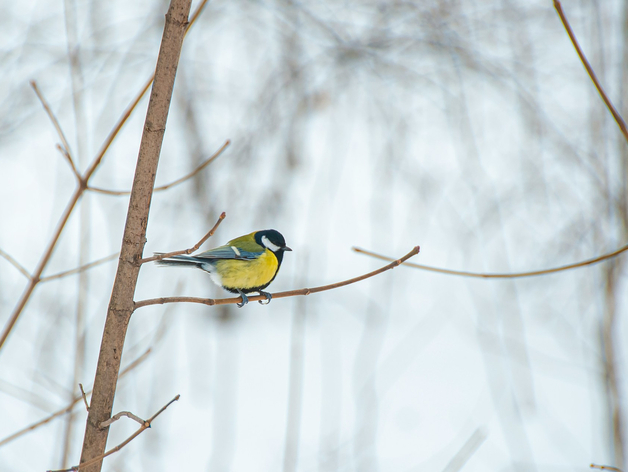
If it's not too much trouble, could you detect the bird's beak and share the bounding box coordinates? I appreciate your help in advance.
[284,246,292,251]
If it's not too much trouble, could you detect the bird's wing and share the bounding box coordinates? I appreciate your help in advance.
[193,244,262,261]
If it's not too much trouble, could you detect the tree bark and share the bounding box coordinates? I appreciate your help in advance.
[78,1,192,470]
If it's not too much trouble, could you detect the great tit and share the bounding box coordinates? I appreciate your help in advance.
[156,229,291,307]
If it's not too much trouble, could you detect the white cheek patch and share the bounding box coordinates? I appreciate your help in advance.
[261,235,281,252]
[231,246,241,257]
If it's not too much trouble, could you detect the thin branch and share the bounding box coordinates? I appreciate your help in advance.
[56,144,81,182]
[0,347,151,448]
[40,253,119,283]
[554,0,628,143]
[134,246,420,310]
[0,188,83,352]
[140,211,226,264]
[79,384,89,412]
[591,465,623,472]
[0,248,30,279]
[30,81,78,177]
[442,428,487,472]
[0,0,212,357]
[99,411,145,429]
[48,395,180,472]
[88,140,230,196]
[352,243,628,279]
[83,0,209,182]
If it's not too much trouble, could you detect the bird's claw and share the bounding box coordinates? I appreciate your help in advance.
[237,291,249,308]
[258,291,272,305]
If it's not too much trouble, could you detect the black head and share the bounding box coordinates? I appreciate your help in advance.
[255,229,292,260]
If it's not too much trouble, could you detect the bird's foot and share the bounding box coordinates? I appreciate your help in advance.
[237,290,249,308]
[258,291,272,305]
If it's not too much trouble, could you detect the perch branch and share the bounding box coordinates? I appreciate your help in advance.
[134,246,420,309]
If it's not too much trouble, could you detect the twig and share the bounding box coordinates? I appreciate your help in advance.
[442,428,487,472]
[0,347,152,448]
[40,253,119,282]
[30,81,78,178]
[0,0,212,356]
[48,395,180,472]
[88,140,230,196]
[134,246,420,310]
[553,0,628,143]
[352,243,628,279]
[56,145,81,181]
[99,411,145,429]
[82,0,209,180]
[0,248,30,279]
[79,384,89,411]
[591,465,623,472]
[140,212,226,264]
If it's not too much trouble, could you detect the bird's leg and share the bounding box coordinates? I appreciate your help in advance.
[236,290,249,308]
[258,291,272,305]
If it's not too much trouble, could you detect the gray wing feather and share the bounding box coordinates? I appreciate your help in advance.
[193,245,262,261]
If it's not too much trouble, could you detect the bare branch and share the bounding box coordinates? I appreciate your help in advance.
[554,0,628,143]
[141,212,226,264]
[56,144,81,182]
[30,81,79,178]
[590,465,623,472]
[83,0,211,183]
[0,0,212,356]
[134,246,420,310]
[0,248,30,279]
[352,243,628,279]
[88,140,230,196]
[99,411,145,429]
[79,384,89,412]
[48,395,180,472]
[0,346,152,448]
[442,428,487,472]
[40,253,119,283]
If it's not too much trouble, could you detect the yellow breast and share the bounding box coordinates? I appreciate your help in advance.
[214,249,279,292]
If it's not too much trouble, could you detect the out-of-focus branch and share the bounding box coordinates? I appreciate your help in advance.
[352,243,628,278]
[0,248,30,279]
[591,465,623,472]
[48,395,180,472]
[134,246,420,309]
[39,253,119,283]
[140,212,226,264]
[88,140,230,196]
[0,347,151,448]
[554,0,628,143]
[30,81,78,179]
[0,0,212,356]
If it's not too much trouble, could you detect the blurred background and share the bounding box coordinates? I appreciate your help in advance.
[0,0,626,470]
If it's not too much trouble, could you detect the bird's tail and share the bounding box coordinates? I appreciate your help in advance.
[154,253,204,269]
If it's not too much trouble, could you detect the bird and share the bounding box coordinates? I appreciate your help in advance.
[156,229,291,307]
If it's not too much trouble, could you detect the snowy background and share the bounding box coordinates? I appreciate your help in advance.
[0,0,627,471]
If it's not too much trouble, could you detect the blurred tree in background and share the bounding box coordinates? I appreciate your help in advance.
[0,0,626,471]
